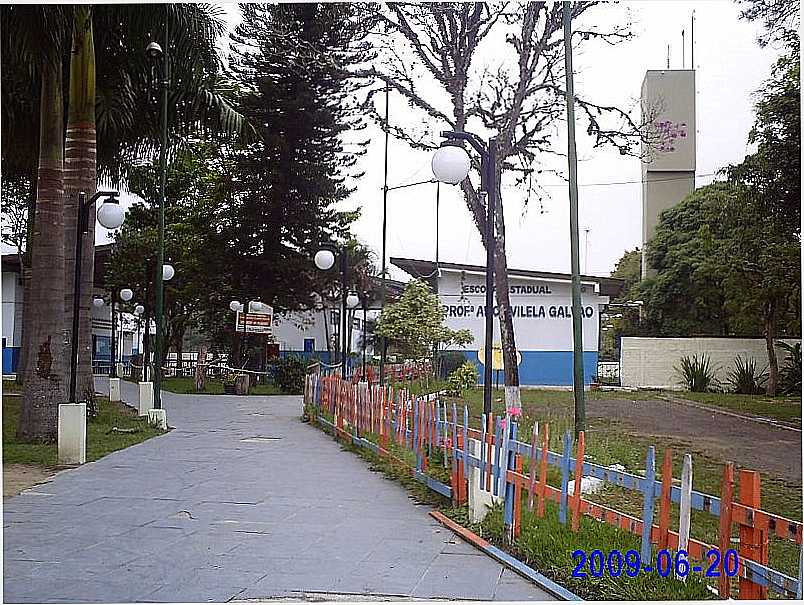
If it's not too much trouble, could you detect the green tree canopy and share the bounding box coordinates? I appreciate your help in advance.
[375,279,472,359]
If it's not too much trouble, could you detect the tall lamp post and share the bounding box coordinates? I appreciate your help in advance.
[146,17,169,411]
[119,288,134,372]
[314,245,355,380]
[69,191,123,403]
[359,290,371,380]
[431,131,496,416]
[134,304,146,380]
[229,300,266,368]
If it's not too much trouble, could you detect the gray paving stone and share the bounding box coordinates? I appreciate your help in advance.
[3,379,554,602]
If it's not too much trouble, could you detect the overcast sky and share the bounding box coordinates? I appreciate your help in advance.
[84,1,782,283]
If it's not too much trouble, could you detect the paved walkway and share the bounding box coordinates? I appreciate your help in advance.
[3,380,554,603]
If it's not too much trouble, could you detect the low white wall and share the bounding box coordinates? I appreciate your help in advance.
[620,337,800,389]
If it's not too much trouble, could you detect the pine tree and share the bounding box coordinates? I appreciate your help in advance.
[223,3,373,313]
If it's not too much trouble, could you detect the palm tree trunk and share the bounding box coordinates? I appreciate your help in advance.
[18,55,67,441]
[16,174,37,385]
[63,5,98,403]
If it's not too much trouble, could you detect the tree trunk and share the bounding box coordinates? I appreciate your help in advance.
[63,6,98,404]
[16,175,38,385]
[491,183,521,412]
[18,55,67,441]
[764,299,779,396]
[195,344,208,392]
[322,307,331,363]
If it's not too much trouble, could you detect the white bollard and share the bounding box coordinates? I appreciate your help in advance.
[58,403,86,465]
[109,377,121,402]
[115,362,125,378]
[148,408,167,430]
[468,437,502,523]
[138,382,153,416]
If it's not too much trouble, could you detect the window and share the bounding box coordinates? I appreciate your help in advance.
[303,338,315,353]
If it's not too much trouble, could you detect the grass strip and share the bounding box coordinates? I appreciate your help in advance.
[3,394,165,467]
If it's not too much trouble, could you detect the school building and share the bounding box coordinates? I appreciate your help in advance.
[391,258,624,386]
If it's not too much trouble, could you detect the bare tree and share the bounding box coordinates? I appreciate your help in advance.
[358,2,647,407]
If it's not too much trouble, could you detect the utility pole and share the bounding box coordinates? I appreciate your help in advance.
[379,87,389,385]
[563,2,586,436]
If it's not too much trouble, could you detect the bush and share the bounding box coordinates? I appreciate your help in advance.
[445,361,478,396]
[438,351,467,379]
[675,354,719,392]
[273,356,307,394]
[728,355,767,394]
[778,341,802,395]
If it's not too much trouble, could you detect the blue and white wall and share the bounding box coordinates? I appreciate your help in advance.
[271,307,373,364]
[437,268,608,386]
[2,271,23,374]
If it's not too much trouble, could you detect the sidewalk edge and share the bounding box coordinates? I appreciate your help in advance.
[429,510,583,601]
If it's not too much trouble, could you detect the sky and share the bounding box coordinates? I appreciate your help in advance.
[82,0,782,283]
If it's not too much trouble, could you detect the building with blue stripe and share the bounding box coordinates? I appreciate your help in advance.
[391,258,624,387]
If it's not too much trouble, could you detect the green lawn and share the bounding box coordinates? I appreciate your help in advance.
[157,376,284,395]
[3,392,165,467]
[2,380,22,395]
[668,391,802,426]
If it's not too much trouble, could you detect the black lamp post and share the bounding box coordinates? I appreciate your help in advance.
[146,12,169,411]
[432,131,497,416]
[315,245,358,380]
[69,190,123,403]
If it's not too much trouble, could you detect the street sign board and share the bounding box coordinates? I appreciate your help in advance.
[235,305,274,334]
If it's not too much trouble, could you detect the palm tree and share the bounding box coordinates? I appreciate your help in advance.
[2,3,245,438]
[14,22,69,440]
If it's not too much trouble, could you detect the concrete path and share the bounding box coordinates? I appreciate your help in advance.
[3,380,555,603]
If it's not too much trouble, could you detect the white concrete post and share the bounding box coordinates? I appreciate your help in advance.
[148,409,167,430]
[115,362,125,378]
[468,437,501,523]
[109,377,121,402]
[58,403,86,465]
[138,382,153,416]
[676,453,693,581]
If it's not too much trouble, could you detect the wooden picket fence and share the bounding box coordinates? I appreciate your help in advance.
[309,360,433,385]
[304,374,803,600]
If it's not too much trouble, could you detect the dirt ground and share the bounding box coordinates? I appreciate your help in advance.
[3,464,57,499]
[588,397,801,484]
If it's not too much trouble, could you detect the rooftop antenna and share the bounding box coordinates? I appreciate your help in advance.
[666,44,670,69]
[691,11,695,68]
[682,29,685,68]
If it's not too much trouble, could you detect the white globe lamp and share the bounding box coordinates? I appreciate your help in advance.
[162,264,175,281]
[96,201,125,229]
[229,300,242,313]
[134,304,145,316]
[346,292,360,309]
[93,297,105,308]
[432,144,471,185]
[120,288,134,302]
[314,249,336,271]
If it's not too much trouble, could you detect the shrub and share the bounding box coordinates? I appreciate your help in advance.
[438,351,467,379]
[778,341,802,395]
[728,355,767,395]
[446,361,478,397]
[273,356,307,394]
[675,354,719,392]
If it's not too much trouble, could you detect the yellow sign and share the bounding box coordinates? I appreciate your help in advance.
[477,342,521,370]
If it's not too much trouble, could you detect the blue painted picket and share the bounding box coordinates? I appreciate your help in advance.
[559,431,571,525]
[640,446,657,563]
